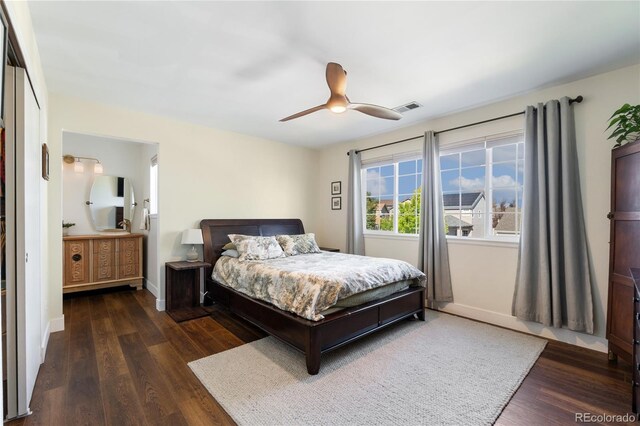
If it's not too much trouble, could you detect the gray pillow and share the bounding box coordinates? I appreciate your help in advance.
[228,234,285,261]
[276,233,321,256]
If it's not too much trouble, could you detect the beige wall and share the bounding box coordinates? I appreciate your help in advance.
[48,94,319,315]
[314,64,640,351]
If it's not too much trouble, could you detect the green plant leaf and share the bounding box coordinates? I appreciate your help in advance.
[607,103,640,145]
[609,104,631,119]
[606,116,622,129]
[610,128,626,137]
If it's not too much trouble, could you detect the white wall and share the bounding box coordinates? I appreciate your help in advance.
[48,93,319,315]
[314,64,640,351]
[140,143,159,296]
[62,132,151,234]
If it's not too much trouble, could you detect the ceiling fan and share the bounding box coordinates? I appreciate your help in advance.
[279,62,403,122]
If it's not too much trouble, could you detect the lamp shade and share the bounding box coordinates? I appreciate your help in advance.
[181,229,203,245]
[94,162,103,174]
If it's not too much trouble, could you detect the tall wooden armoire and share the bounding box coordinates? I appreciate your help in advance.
[606,139,640,363]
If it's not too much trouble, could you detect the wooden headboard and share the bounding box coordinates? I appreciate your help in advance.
[200,218,305,277]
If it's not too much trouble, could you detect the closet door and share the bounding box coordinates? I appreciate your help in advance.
[4,65,41,417]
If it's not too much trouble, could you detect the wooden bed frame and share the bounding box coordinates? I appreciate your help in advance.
[201,218,426,375]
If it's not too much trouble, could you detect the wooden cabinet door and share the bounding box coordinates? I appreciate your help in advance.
[64,240,91,286]
[118,237,140,279]
[607,140,640,361]
[93,238,116,282]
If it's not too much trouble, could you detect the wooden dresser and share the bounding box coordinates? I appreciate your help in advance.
[606,139,640,363]
[63,234,143,293]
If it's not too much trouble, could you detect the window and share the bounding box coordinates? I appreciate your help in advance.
[149,155,158,215]
[361,132,523,240]
[364,157,422,235]
[440,133,524,239]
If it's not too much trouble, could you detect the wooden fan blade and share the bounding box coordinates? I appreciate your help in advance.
[279,104,327,122]
[349,103,403,120]
[326,62,347,96]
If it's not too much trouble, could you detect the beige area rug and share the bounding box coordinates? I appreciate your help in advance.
[189,311,546,426]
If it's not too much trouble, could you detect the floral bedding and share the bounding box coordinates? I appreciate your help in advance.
[212,251,426,321]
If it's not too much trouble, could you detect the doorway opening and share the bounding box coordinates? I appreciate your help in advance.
[61,131,160,299]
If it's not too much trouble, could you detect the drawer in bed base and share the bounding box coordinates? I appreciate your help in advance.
[209,279,308,351]
[379,289,423,325]
[317,288,425,353]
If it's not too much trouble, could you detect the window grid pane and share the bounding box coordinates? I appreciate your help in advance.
[149,161,158,215]
[487,141,524,237]
[438,137,524,239]
[363,159,422,235]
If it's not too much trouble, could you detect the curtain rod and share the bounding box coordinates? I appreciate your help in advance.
[347,95,583,156]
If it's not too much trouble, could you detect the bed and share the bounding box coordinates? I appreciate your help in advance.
[201,218,426,374]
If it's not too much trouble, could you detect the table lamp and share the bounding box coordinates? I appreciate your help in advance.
[182,229,203,262]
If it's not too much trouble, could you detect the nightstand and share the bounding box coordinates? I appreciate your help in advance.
[165,261,211,322]
[319,247,340,252]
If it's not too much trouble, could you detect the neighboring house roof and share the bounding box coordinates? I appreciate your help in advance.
[377,199,393,213]
[443,191,484,210]
[494,207,518,233]
[444,215,473,229]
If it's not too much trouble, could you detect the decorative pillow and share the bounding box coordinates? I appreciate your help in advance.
[222,242,236,251]
[276,233,321,256]
[221,249,239,258]
[228,234,285,261]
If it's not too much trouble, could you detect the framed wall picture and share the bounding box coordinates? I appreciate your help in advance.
[41,143,49,181]
[331,196,341,210]
[331,181,341,195]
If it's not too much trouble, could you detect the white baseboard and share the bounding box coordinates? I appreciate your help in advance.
[437,302,608,353]
[145,278,159,298]
[40,315,64,363]
[156,299,165,311]
[40,322,50,363]
[50,315,64,333]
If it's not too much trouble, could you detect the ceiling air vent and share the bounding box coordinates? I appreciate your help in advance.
[393,101,422,113]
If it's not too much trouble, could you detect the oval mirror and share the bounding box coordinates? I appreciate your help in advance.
[89,176,136,231]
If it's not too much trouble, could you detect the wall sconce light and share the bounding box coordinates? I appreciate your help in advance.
[63,154,103,174]
[74,158,84,173]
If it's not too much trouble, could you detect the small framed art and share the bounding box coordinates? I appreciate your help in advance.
[331,181,341,195]
[331,196,341,210]
[41,143,49,181]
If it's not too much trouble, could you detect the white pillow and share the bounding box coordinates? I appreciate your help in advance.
[221,249,239,258]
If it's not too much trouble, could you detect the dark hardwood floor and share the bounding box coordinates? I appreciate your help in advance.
[6,288,635,425]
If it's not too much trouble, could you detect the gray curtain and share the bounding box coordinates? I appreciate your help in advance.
[512,97,594,334]
[419,131,453,306]
[347,149,365,255]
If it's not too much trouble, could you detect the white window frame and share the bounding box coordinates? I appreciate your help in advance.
[440,131,524,243]
[149,155,158,216]
[361,153,423,237]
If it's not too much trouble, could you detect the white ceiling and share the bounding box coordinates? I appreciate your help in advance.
[29,1,640,148]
